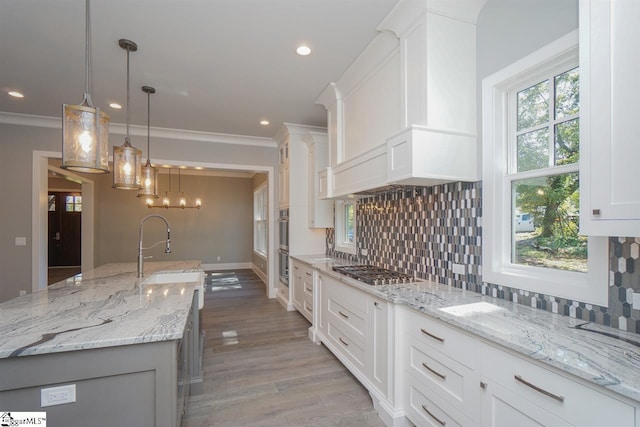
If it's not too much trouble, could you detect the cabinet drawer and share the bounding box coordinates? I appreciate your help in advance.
[405,307,477,369]
[407,338,476,419]
[481,343,636,427]
[327,320,366,370]
[406,374,473,427]
[327,297,366,339]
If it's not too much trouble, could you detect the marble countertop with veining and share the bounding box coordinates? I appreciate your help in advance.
[0,261,202,359]
[292,254,640,403]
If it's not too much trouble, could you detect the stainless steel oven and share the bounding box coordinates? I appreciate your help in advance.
[278,208,289,251]
[278,248,289,286]
[278,209,289,286]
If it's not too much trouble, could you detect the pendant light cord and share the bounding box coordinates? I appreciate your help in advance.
[125,46,131,142]
[83,0,93,107]
[147,90,151,161]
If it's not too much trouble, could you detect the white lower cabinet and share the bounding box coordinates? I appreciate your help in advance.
[317,273,394,421]
[291,260,313,322]
[479,343,636,427]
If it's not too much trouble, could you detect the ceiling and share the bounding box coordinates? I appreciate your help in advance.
[0,0,398,141]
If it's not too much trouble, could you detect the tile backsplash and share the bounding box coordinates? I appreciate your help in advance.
[326,182,640,334]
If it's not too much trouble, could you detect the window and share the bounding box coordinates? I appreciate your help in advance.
[335,199,356,254]
[253,183,267,256]
[482,30,607,305]
[65,195,82,212]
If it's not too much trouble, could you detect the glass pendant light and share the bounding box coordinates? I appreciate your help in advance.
[137,86,158,200]
[61,0,110,174]
[113,39,142,190]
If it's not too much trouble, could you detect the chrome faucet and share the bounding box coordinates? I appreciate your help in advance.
[138,214,171,278]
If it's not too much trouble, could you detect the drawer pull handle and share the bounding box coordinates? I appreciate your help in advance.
[305,287,313,292]
[422,362,446,380]
[480,381,488,390]
[338,337,349,346]
[420,328,445,343]
[305,272,312,276]
[514,375,565,403]
[339,311,349,319]
[294,266,300,270]
[421,404,446,426]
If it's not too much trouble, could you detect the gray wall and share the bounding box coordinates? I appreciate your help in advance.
[0,122,277,302]
[476,0,578,81]
[93,172,254,267]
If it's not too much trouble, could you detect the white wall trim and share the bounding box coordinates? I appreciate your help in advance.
[1,112,276,148]
[252,263,268,285]
[32,151,96,292]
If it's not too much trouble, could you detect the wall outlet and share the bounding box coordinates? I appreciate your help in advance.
[19,290,27,296]
[216,256,221,261]
[452,263,466,275]
[15,237,27,246]
[360,248,368,256]
[41,384,76,407]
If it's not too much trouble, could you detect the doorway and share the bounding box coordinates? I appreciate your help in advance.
[47,191,82,284]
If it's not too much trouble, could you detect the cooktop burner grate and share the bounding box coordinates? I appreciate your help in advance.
[332,265,414,286]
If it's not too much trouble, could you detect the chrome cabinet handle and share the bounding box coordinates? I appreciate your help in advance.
[480,381,488,390]
[338,337,349,346]
[420,328,445,343]
[514,375,565,403]
[422,362,446,380]
[339,311,349,319]
[305,272,312,276]
[421,404,446,426]
[305,287,312,292]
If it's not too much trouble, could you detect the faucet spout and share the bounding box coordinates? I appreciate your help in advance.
[138,214,172,278]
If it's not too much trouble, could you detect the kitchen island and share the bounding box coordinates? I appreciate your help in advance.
[0,261,204,427]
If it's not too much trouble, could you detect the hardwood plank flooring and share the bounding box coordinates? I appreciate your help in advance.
[184,270,386,427]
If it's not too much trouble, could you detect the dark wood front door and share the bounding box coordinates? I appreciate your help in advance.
[48,192,82,267]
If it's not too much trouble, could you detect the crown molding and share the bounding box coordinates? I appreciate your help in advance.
[0,111,277,148]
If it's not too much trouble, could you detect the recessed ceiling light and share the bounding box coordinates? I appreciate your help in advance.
[260,120,270,126]
[296,45,311,56]
[109,103,122,109]
[8,91,24,98]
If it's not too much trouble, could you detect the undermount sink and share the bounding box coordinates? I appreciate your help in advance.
[143,271,205,309]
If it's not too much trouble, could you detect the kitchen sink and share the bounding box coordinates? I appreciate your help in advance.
[143,271,205,309]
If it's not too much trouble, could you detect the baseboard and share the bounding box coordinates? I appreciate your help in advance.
[251,264,268,285]
[201,262,252,271]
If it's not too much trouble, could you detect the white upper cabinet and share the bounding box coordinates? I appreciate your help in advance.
[580,0,640,236]
[303,131,333,228]
[316,0,486,197]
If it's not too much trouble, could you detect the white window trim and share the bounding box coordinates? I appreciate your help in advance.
[253,182,267,257]
[334,199,356,255]
[482,29,608,306]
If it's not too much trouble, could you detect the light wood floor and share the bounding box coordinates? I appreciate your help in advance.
[183,270,386,427]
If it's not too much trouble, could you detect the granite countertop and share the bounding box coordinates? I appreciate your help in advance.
[292,254,640,403]
[0,261,203,359]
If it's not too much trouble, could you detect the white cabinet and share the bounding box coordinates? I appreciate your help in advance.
[317,273,392,408]
[368,296,389,399]
[579,0,640,236]
[304,132,333,228]
[278,139,290,209]
[479,342,636,427]
[291,259,313,323]
[401,306,478,427]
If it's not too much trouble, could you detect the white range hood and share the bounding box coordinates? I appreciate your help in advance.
[316,0,487,197]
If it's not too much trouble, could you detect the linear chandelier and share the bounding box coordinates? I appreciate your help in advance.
[145,168,202,209]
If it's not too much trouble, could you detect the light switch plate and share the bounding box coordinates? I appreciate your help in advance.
[452,263,466,275]
[41,384,76,407]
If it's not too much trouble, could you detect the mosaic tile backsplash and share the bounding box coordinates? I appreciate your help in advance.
[326,182,640,334]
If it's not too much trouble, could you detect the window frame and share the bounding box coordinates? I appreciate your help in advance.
[334,199,357,255]
[482,30,608,306]
[253,183,267,257]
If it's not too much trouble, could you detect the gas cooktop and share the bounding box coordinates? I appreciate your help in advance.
[332,265,414,286]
